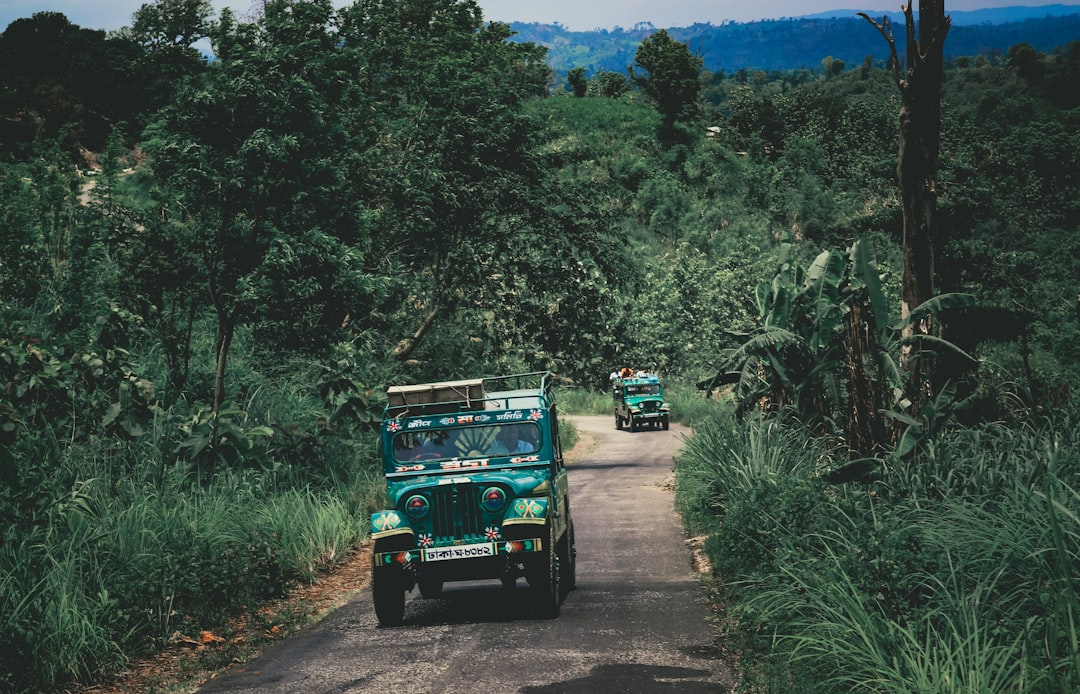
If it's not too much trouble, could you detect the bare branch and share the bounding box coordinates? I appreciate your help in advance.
[900,3,918,72]
[858,11,903,85]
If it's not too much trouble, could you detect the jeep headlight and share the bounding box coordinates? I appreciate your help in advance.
[481,486,508,513]
[404,494,430,520]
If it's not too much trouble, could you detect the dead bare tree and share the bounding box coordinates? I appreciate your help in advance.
[860,2,951,411]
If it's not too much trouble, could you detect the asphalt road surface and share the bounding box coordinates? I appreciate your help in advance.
[199,415,735,693]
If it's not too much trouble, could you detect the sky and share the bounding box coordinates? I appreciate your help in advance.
[0,0,1074,34]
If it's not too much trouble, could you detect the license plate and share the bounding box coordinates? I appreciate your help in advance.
[422,542,496,562]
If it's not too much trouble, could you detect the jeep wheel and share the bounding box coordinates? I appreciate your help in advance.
[527,523,561,618]
[615,412,623,430]
[630,416,639,432]
[372,538,410,626]
[372,566,406,626]
[559,519,577,597]
[662,416,670,430]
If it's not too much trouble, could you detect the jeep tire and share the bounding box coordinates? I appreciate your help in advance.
[559,518,577,597]
[372,539,409,626]
[372,565,406,626]
[527,522,561,618]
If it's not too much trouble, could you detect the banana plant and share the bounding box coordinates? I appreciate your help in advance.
[704,235,989,461]
[702,238,975,457]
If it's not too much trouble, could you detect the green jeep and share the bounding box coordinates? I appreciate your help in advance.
[613,372,670,431]
[371,371,576,626]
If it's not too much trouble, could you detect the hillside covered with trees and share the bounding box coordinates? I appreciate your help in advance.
[2,0,1079,691]
[512,8,1080,75]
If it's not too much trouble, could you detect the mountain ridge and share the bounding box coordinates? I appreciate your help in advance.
[508,5,1080,75]
[801,3,1080,24]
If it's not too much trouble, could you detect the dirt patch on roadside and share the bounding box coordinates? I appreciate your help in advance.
[78,547,373,694]
[565,425,599,463]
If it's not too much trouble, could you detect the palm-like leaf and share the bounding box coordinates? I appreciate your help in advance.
[899,334,978,368]
[800,248,846,352]
[849,239,890,335]
[726,326,802,363]
[893,292,978,331]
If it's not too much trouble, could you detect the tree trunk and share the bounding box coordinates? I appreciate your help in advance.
[214,316,234,415]
[861,2,951,411]
[845,302,885,456]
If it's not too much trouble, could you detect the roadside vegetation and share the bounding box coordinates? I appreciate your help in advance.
[676,409,1080,692]
[2,0,1079,691]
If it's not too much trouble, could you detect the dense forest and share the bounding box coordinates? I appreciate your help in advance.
[2,0,1079,691]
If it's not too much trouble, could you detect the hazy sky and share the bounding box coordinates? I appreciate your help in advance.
[0,0,1073,33]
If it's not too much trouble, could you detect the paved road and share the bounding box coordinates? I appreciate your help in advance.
[199,415,735,693]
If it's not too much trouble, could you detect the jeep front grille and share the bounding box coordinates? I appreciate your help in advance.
[431,484,482,541]
[642,400,660,412]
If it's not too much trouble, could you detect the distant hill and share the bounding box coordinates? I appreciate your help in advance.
[803,3,1080,24]
[511,5,1080,76]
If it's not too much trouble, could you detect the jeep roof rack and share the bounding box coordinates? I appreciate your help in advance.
[384,371,554,419]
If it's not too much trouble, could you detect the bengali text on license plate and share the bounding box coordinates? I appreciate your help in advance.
[422,542,496,562]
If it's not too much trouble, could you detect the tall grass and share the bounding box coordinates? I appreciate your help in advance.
[676,410,1080,693]
[0,526,123,692]
[675,410,827,530]
[556,387,611,415]
[0,438,385,693]
[258,486,369,582]
[747,548,1035,693]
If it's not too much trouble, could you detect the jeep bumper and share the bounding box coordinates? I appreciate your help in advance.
[374,538,544,567]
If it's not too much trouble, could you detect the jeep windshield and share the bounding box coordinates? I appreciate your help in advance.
[392,422,540,462]
[625,384,661,396]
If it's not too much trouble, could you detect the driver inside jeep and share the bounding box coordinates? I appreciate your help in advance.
[400,432,451,460]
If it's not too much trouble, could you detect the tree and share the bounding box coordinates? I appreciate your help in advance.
[860,2,951,412]
[1007,42,1045,84]
[630,29,703,137]
[142,0,376,411]
[591,70,630,98]
[821,55,846,78]
[127,0,214,50]
[338,0,554,365]
[0,13,151,156]
[567,66,588,97]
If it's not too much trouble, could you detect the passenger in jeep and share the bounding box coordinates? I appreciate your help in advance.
[490,424,538,455]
